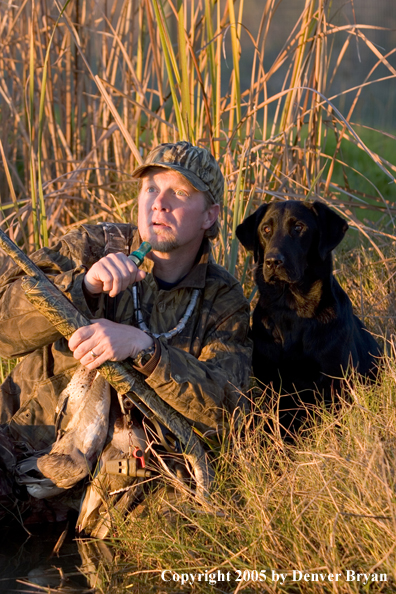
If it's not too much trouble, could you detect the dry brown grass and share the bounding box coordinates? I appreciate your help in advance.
[80,365,396,592]
[0,0,395,268]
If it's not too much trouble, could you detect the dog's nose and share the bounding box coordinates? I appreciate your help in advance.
[265,252,285,268]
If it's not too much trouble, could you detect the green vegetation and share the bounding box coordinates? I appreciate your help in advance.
[1,0,396,591]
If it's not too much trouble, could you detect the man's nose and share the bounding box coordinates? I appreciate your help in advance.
[152,189,170,210]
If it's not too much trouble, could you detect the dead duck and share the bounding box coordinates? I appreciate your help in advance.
[15,365,111,497]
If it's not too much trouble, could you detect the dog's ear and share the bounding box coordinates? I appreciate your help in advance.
[312,201,349,260]
[236,203,270,259]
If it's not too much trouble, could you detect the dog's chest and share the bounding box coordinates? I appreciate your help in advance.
[252,304,322,387]
[258,307,307,350]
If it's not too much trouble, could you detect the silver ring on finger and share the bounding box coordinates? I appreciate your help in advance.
[90,349,99,359]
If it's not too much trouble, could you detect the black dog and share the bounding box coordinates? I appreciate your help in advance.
[236,200,380,430]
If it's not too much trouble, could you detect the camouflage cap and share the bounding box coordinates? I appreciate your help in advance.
[132,141,224,205]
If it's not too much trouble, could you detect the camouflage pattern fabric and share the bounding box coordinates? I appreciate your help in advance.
[0,223,252,451]
[132,141,224,205]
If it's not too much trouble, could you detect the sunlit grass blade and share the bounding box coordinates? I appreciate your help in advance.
[36,0,74,247]
[177,1,193,142]
[28,10,39,250]
[0,140,28,246]
[228,148,247,276]
[94,76,143,165]
[151,0,186,139]
[227,0,242,139]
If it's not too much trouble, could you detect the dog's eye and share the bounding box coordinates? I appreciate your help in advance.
[294,223,304,233]
[262,225,271,235]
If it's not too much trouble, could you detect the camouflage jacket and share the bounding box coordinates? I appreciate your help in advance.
[0,223,252,450]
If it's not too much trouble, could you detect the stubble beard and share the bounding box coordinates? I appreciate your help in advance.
[149,238,179,252]
[148,228,179,253]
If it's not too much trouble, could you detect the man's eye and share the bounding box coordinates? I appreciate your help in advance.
[176,189,189,197]
[146,186,157,193]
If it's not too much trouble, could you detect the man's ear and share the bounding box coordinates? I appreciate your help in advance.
[236,203,269,260]
[202,203,220,230]
[311,201,349,260]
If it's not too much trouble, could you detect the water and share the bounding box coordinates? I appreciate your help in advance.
[0,516,94,593]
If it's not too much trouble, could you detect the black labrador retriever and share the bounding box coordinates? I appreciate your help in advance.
[236,199,380,430]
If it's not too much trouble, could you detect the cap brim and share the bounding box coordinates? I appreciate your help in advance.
[131,162,209,193]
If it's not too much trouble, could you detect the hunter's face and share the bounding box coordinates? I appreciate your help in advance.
[137,168,218,254]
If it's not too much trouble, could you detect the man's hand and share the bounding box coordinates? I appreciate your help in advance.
[68,319,154,369]
[83,252,146,297]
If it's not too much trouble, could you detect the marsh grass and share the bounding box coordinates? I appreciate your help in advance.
[82,386,396,594]
[334,242,396,345]
[0,0,395,264]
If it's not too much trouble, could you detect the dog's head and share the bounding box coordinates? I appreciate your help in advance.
[236,200,348,284]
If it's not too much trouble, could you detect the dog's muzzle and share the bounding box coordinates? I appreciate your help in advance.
[263,251,300,283]
[264,251,287,281]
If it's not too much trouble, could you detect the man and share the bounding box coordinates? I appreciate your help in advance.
[0,141,252,519]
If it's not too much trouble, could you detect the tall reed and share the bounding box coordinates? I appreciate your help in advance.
[0,0,395,279]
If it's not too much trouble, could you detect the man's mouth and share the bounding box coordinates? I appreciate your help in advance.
[152,221,171,229]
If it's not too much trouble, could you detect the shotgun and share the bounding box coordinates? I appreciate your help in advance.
[0,229,212,497]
